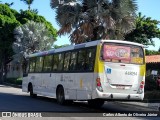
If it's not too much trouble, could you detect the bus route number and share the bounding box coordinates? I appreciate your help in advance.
[125,71,137,76]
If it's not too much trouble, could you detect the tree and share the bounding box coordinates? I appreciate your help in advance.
[125,13,160,46]
[17,10,57,40]
[0,4,57,83]
[0,0,14,7]
[50,0,137,44]
[145,49,160,55]
[53,44,70,49]
[20,0,34,10]
[0,4,21,83]
[12,21,56,79]
[13,21,55,56]
[5,2,14,7]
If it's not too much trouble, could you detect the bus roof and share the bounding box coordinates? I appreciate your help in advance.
[28,40,144,58]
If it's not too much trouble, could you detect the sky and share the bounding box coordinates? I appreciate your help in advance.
[1,0,160,50]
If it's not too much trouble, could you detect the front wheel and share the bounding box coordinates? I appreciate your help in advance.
[56,86,66,105]
[88,99,104,108]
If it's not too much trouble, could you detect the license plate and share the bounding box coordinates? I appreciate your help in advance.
[116,86,125,89]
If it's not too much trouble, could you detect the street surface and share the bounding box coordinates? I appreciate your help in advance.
[0,84,159,120]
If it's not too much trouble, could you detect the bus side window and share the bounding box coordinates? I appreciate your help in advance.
[64,52,71,71]
[35,57,43,72]
[57,53,64,71]
[29,57,36,73]
[77,49,86,71]
[43,55,53,72]
[53,54,59,72]
[86,48,95,71]
[69,52,77,71]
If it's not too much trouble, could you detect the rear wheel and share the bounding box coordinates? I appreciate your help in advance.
[29,84,37,98]
[88,99,104,108]
[56,86,66,105]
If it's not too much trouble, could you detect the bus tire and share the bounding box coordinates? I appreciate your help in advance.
[28,84,37,98]
[88,99,104,108]
[56,86,65,105]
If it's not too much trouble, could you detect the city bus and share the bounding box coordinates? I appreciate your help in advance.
[22,40,145,107]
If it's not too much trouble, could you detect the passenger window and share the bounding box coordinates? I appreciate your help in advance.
[86,48,95,71]
[57,53,64,71]
[53,54,59,71]
[43,55,53,72]
[29,58,36,72]
[69,52,77,71]
[64,52,71,71]
[77,50,86,71]
[35,57,43,72]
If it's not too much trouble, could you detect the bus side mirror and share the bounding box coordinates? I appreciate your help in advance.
[23,73,28,77]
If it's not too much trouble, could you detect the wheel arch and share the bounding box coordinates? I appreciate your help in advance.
[56,84,64,94]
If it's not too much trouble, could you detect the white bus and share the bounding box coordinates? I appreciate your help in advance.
[22,40,146,107]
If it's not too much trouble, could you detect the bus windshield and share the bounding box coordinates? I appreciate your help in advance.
[102,43,144,64]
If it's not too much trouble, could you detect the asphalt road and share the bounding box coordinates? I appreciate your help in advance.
[0,84,159,120]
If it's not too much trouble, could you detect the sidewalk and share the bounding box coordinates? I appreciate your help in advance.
[117,101,160,111]
[3,82,22,88]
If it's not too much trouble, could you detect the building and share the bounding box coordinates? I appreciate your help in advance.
[7,61,23,78]
[146,55,160,76]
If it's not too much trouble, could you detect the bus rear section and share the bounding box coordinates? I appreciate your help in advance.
[94,41,145,101]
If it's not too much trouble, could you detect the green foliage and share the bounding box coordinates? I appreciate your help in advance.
[13,21,55,55]
[0,4,21,83]
[5,2,14,7]
[30,9,38,14]
[51,0,137,44]
[20,0,34,10]
[53,44,70,49]
[6,77,22,85]
[10,8,20,18]
[17,10,57,40]
[0,3,16,19]
[20,0,34,4]
[0,17,20,65]
[0,5,21,60]
[125,13,160,46]
[0,3,57,82]
[145,49,160,55]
